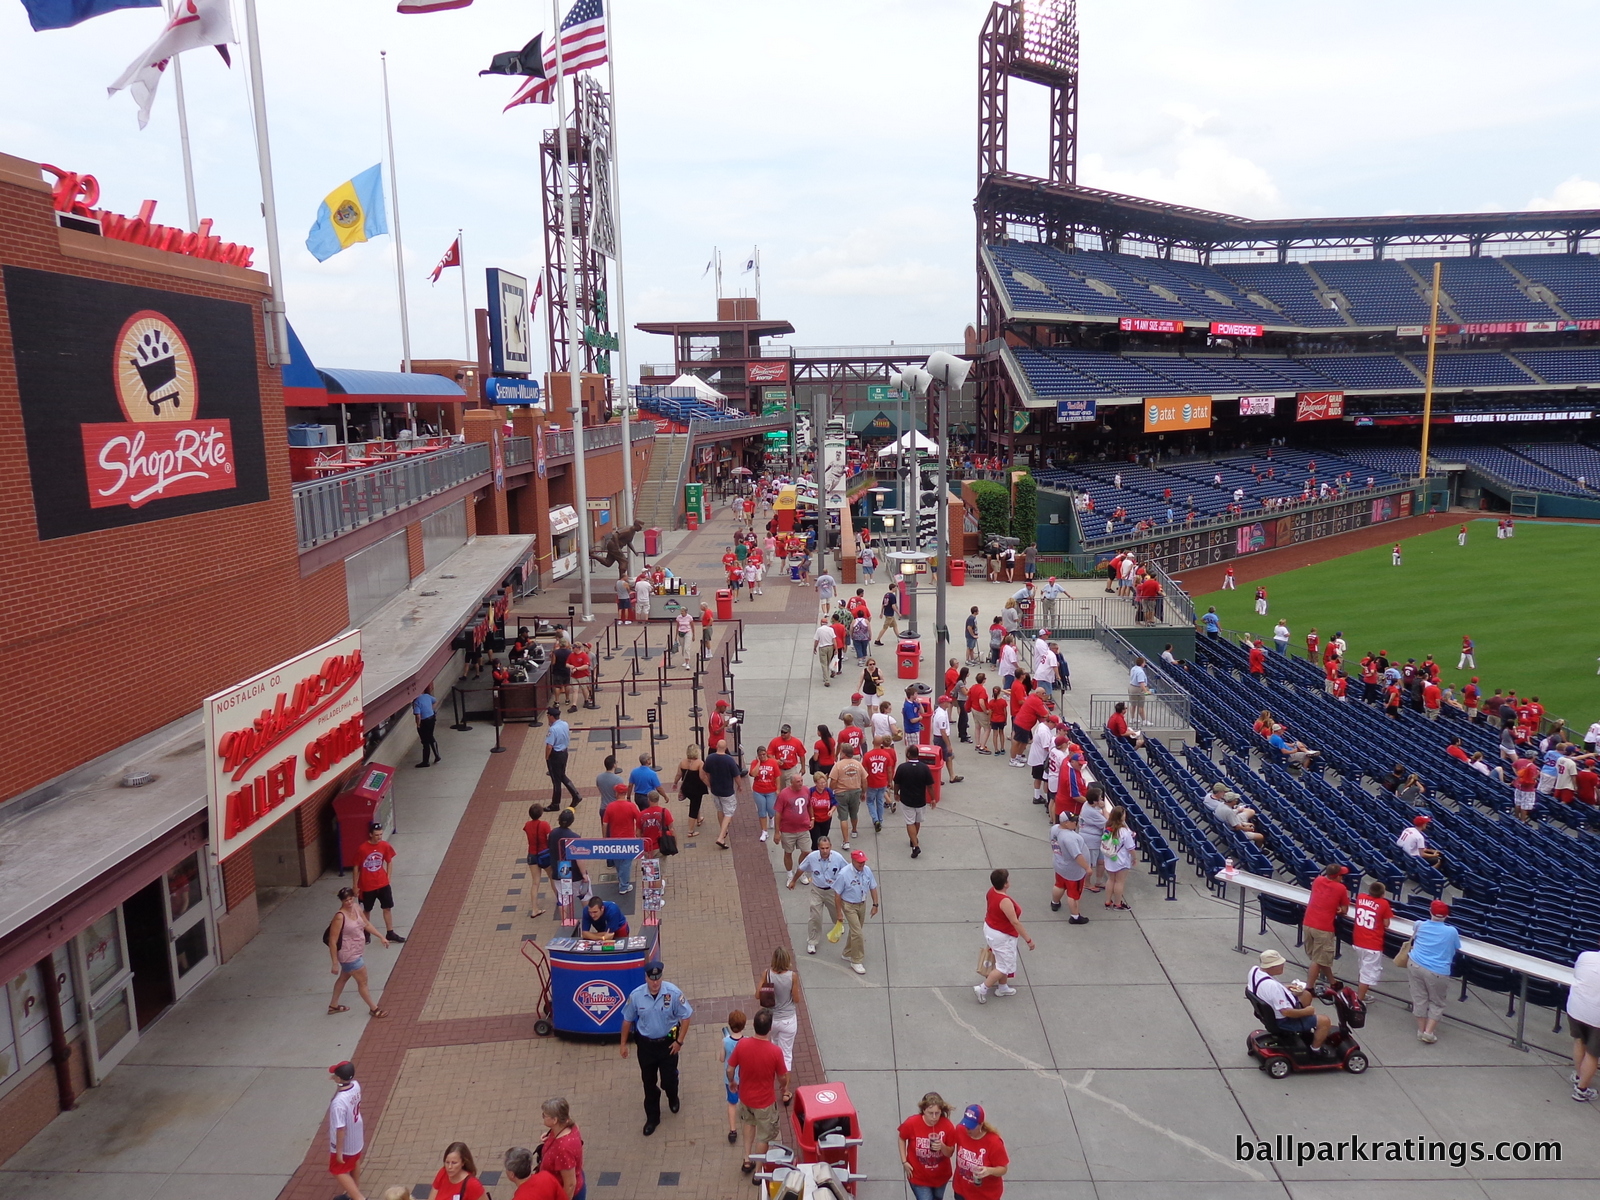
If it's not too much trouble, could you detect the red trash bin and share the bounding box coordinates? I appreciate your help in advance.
[790,1083,862,1192]
[919,742,943,807]
[644,527,661,556]
[716,588,734,620]
[914,696,934,748]
[686,511,699,531]
[896,633,921,680]
[948,557,966,586]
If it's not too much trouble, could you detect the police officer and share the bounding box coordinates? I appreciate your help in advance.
[619,961,693,1136]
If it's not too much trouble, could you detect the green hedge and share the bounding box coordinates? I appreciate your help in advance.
[969,480,1011,541]
[1011,473,1037,544]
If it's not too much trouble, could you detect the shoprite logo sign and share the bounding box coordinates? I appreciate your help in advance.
[82,310,237,509]
[4,267,268,540]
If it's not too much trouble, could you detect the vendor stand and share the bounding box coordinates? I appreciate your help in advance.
[544,838,663,1038]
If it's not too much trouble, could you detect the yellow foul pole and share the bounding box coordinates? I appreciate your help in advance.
[1418,260,1441,482]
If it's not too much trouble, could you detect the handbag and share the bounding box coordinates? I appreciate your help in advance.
[1394,939,1413,968]
[758,969,777,1009]
[976,944,996,977]
[658,831,679,857]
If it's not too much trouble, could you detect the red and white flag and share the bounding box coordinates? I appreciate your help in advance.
[505,0,607,110]
[428,238,462,283]
[107,0,234,130]
[531,272,544,303]
[397,0,472,12]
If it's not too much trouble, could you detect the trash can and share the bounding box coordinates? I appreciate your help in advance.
[948,557,966,586]
[791,1083,861,1190]
[716,589,734,621]
[914,696,934,748]
[644,527,661,556]
[686,511,699,532]
[896,633,921,680]
[920,742,943,808]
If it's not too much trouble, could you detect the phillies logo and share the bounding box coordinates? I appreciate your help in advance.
[83,309,236,508]
[574,980,626,1024]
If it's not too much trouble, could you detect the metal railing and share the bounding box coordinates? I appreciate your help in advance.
[1020,593,1187,633]
[790,342,964,359]
[295,442,490,550]
[1089,692,1192,731]
[1145,560,1194,626]
[544,420,659,459]
[504,435,532,467]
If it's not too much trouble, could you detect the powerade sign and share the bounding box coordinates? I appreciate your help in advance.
[486,377,542,405]
[1056,399,1096,424]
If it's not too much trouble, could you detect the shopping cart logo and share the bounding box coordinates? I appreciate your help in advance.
[574,979,626,1024]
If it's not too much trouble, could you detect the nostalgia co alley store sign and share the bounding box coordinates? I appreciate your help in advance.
[204,632,365,861]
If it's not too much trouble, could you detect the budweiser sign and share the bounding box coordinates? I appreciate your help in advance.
[1210,321,1264,337]
[1296,391,1345,421]
[205,632,366,860]
[43,165,255,268]
[746,360,790,383]
[1120,317,1185,334]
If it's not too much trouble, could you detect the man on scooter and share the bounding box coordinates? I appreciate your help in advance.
[1250,950,1332,1053]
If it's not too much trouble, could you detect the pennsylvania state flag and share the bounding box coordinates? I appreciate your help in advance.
[305,164,389,262]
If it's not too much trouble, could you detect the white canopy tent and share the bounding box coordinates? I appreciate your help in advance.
[665,373,728,403]
[876,430,939,457]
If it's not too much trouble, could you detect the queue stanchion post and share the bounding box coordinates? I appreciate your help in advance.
[490,693,506,754]
[629,653,642,698]
[450,685,471,732]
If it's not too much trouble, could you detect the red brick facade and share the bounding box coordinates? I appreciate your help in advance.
[0,152,348,804]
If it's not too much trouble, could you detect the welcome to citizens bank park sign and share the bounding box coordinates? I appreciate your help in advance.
[204,631,365,861]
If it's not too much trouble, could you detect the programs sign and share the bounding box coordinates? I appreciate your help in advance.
[205,632,366,861]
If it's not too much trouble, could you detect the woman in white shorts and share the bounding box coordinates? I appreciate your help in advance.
[975,868,1034,1003]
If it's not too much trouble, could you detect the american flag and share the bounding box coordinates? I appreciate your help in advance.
[505,0,607,110]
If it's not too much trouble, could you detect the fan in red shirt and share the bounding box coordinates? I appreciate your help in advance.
[523,804,552,918]
[1350,880,1394,1002]
[354,825,403,942]
[1462,677,1480,720]
[1577,764,1600,806]
[1248,641,1267,677]
[1301,864,1350,995]
[603,785,640,838]
[636,798,673,857]
[709,699,732,747]
[837,719,865,757]
[1305,628,1319,659]
[768,728,807,783]
[751,752,783,796]
[567,644,592,708]
[726,1014,791,1169]
[950,1105,1010,1200]
[898,1095,957,1193]
[863,741,897,791]
[1421,680,1442,718]
[722,549,740,579]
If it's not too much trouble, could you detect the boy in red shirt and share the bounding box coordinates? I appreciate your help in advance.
[967,674,991,754]
[355,822,405,943]
[986,691,1009,758]
[1351,880,1393,1003]
[862,737,898,832]
[523,804,552,918]
[568,643,593,709]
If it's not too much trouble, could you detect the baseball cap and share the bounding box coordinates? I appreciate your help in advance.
[851,692,863,702]
[716,699,730,708]
[1413,815,1431,826]
[938,695,951,705]
[1430,900,1451,917]
[1259,949,1286,968]
[645,962,664,978]
[1057,810,1077,824]
[329,1061,356,1080]
[781,723,792,732]
[850,850,867,864]
[614,782,631,794]
[959,1104,985,1130]
[369,821,383,831]
[547,705,561,717]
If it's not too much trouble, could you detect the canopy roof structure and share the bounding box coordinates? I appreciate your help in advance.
[876,430,939,457]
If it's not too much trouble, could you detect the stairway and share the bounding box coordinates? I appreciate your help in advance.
[633,432,688,529]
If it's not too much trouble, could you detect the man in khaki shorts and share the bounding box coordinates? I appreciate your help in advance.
[1302,863,1351,997]
[727,1008,790,1174]
[828,746,867,850]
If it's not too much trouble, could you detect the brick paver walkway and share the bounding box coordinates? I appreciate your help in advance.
[278,510,826,1200]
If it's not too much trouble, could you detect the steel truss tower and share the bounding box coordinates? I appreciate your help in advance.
[541,75,617,378]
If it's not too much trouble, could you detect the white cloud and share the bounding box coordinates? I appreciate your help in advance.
[1079,105,1283,216]
[1527,177,1600,211]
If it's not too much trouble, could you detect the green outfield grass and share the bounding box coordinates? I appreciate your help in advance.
[1195,518,1600,727]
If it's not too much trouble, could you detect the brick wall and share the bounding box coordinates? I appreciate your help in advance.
[0,153,348,802]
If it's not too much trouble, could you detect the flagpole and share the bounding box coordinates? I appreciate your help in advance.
[239,0,288,367]
[380,52,414,395]
[715,247,722,301]
[754,244,761,310]
[457,229,472,360]
[165,0,199,232]
[554,0,594,620]
[605,33,634,530]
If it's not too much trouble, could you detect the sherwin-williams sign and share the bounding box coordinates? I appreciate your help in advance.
[4,267,268,539]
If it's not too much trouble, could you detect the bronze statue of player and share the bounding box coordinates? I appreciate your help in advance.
[591,520,645,576]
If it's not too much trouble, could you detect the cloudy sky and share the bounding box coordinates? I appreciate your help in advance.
[3,0,1598,378]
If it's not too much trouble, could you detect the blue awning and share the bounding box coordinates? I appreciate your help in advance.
[281,323,329,407]
[317,367,466,399]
